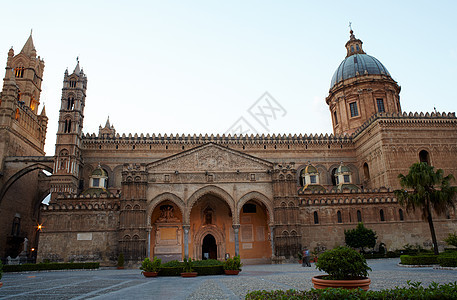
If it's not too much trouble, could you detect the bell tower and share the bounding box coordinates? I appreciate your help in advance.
[0,32,48,168]
[50,60,87,199]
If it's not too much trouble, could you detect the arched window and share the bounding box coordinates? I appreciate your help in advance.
[69,80,77,88]
[380,209,385,222]
[337,211,342,223]
[11,216,21,236]
[64,119,72,133]
[363,163,370,180]
[331,168,337,186]
[419,150,430,164]
[399,209,404,221]
[67,97,75,110]
[313,211,319,224]
[357,210,362,222]
[15,66,24,78]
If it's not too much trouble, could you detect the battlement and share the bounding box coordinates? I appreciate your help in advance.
[353,111,457,137]
[82,132,354,145]
[299,187,397,206]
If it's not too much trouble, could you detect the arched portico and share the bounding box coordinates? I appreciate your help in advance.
[148,193,185,262]
[185,185,235,224]
[237,191,274,224]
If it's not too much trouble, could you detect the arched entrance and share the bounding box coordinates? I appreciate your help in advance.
[189,191,233,260]
[202,234,217,259]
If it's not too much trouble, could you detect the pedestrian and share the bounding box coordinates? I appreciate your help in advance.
[303,247,311,267]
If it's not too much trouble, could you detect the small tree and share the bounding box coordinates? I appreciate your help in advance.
[344,222,377,253]
[395,162,457,255]
[444,232,457,248]
[117,253,125,268]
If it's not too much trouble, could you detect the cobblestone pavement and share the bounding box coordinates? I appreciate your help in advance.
[0,258,456,300]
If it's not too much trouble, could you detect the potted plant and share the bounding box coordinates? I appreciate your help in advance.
[117,253,125,269]
[181,258,197,277]
[140,257,161,277]
[312,246,372,290]
[223,255,242,275]
[297,251,303,264]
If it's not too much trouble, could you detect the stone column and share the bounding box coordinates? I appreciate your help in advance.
[233,224,240,257]
[269,225,275,257]
[146,228,151,257]
[183,225,190,259]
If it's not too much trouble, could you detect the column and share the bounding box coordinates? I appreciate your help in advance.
[146,228,151,257]
[183,225,190,259]
[269,225,275,257]
[233,224,240,257]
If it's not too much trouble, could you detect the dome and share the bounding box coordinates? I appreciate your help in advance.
[92,165,108,177]
[330,54,391,90]
[302,164,318,175]
[336,164,351,174]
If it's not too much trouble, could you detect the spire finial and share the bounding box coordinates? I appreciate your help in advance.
[30,29,33,36]
[349,22,352,31]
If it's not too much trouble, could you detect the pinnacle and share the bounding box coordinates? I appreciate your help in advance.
[20,32,36,56]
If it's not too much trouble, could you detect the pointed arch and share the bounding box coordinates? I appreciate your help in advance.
[147,192,185,226]
[186,185,235,225]
[237,191,274,224]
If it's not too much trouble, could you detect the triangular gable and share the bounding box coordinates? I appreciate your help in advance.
[147,143,273,172]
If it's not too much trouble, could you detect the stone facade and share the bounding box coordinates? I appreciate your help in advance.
[1,31,456,265]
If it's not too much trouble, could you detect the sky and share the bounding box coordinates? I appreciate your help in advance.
[1,0,456,155]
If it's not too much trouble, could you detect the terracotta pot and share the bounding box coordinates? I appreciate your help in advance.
[117,266,124,269]
[181,272,198,277]
[224,270,240,275]
[312,275,371,291]
[298,260,303,264]
[142,271,158,277]
[0,282,3,288]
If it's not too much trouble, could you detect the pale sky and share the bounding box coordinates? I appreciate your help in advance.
[1,1,456,155]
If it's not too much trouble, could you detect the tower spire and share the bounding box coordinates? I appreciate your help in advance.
[20,31,36,56]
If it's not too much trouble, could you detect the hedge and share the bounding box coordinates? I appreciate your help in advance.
[3,262,100,272]
[400,254,438,265]
[245,281,457,300]
[158,266,182,276]
[437,252,457,267]
[193,265,224,275]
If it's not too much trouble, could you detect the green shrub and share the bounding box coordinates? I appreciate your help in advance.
[161,260,182,267]
[344,222,377,252]
[444,232,457,248]
[182,258,194,273]
[193,265,224,275]
[315,246,371,280]
[0,259,3,280]
[245,281,457,299]
[224,255,242,271]
[438,251,457,267]
[193,259,223,267]
[400,254,438,265]
[3,262,99,272]
[117,253,124,268]
[140,257,161,273]
[386,251,399,258]
[158,266,182,276]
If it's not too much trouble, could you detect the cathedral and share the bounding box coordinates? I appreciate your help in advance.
[1,30,456,265]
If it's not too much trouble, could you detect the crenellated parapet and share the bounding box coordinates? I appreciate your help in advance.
[353,111,457,137]
[82,132,354,147]
[298,187,395,206]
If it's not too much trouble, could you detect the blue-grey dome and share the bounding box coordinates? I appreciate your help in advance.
[330,54,391,90]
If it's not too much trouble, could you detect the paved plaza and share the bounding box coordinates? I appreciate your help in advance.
[0,258,456,299]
